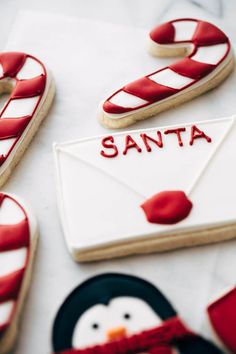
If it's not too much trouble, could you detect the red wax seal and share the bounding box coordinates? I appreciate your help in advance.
[141,190,193,224]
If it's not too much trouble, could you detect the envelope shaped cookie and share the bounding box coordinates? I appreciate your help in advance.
[54,116,236,261]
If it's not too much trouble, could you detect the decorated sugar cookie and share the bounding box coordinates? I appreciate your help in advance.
[54,115,236,261]
[98,18,234,128]
[52,273,223,353]
[0,192,38,354]
[207,287,236,353]
[0,52,55,187]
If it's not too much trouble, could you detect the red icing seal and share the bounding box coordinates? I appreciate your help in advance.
[141,190,193,224]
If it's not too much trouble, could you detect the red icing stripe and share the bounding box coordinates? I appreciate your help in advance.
[0,220,30,252]
[170,58,215,80]
[0,52,26,78]
[12,75,46,99]
[193,21,228,46]
[208,287,236,352]
[124,77,177,102]
[150,22,175,44]
[0,117,31,139]
[103,99,134,114]
[0,269,25,302]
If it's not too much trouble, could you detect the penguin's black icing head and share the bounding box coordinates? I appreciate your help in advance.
[52,273,176,351]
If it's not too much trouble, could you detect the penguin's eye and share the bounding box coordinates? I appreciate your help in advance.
[91,323,100,330]
[123,313,131,320]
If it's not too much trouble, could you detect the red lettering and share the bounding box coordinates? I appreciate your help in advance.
[100,136,118,158]
[140,132,163,152]
[123,135,142,155]
[164,128,186,147]
[189,125,212,145]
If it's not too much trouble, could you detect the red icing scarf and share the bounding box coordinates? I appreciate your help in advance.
[54,316,194,354]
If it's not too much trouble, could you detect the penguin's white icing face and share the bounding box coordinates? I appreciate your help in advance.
[72,296,162,348]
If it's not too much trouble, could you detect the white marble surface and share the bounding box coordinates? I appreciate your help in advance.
[1,0,236,353]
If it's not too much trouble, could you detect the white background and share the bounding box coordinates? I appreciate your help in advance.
[1,0,236,353]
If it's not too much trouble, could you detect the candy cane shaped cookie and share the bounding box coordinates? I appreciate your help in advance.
[0,192,38,354]
[0,52,55,186]
[99,18,234,128]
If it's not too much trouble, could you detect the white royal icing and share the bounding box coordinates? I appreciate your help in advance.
[17,57,44,79]
[149,68,194,89]
[0,138,17,158]
[173,20,197,42]
[0,301,14,326]
[109,91,148,108]
[0,247,27,277]
[54,116,236,255]
[0,64,4,78]
[0,195,26,224]
[72,296,161,348]
[1,96,40,119]
[191,43,229,65]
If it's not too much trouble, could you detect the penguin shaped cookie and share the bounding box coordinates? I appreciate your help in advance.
[52,273,223,354]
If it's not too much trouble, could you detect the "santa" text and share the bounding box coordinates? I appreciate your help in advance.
[100,125,212,158]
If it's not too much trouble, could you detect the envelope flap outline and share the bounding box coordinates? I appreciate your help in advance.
[55,118,234,199]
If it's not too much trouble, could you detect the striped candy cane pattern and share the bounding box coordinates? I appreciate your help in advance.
[100,19,233,128]
[0,192,34,351]
[0,52,54,186]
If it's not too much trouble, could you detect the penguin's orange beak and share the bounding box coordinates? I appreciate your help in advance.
[107,326,127,341]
